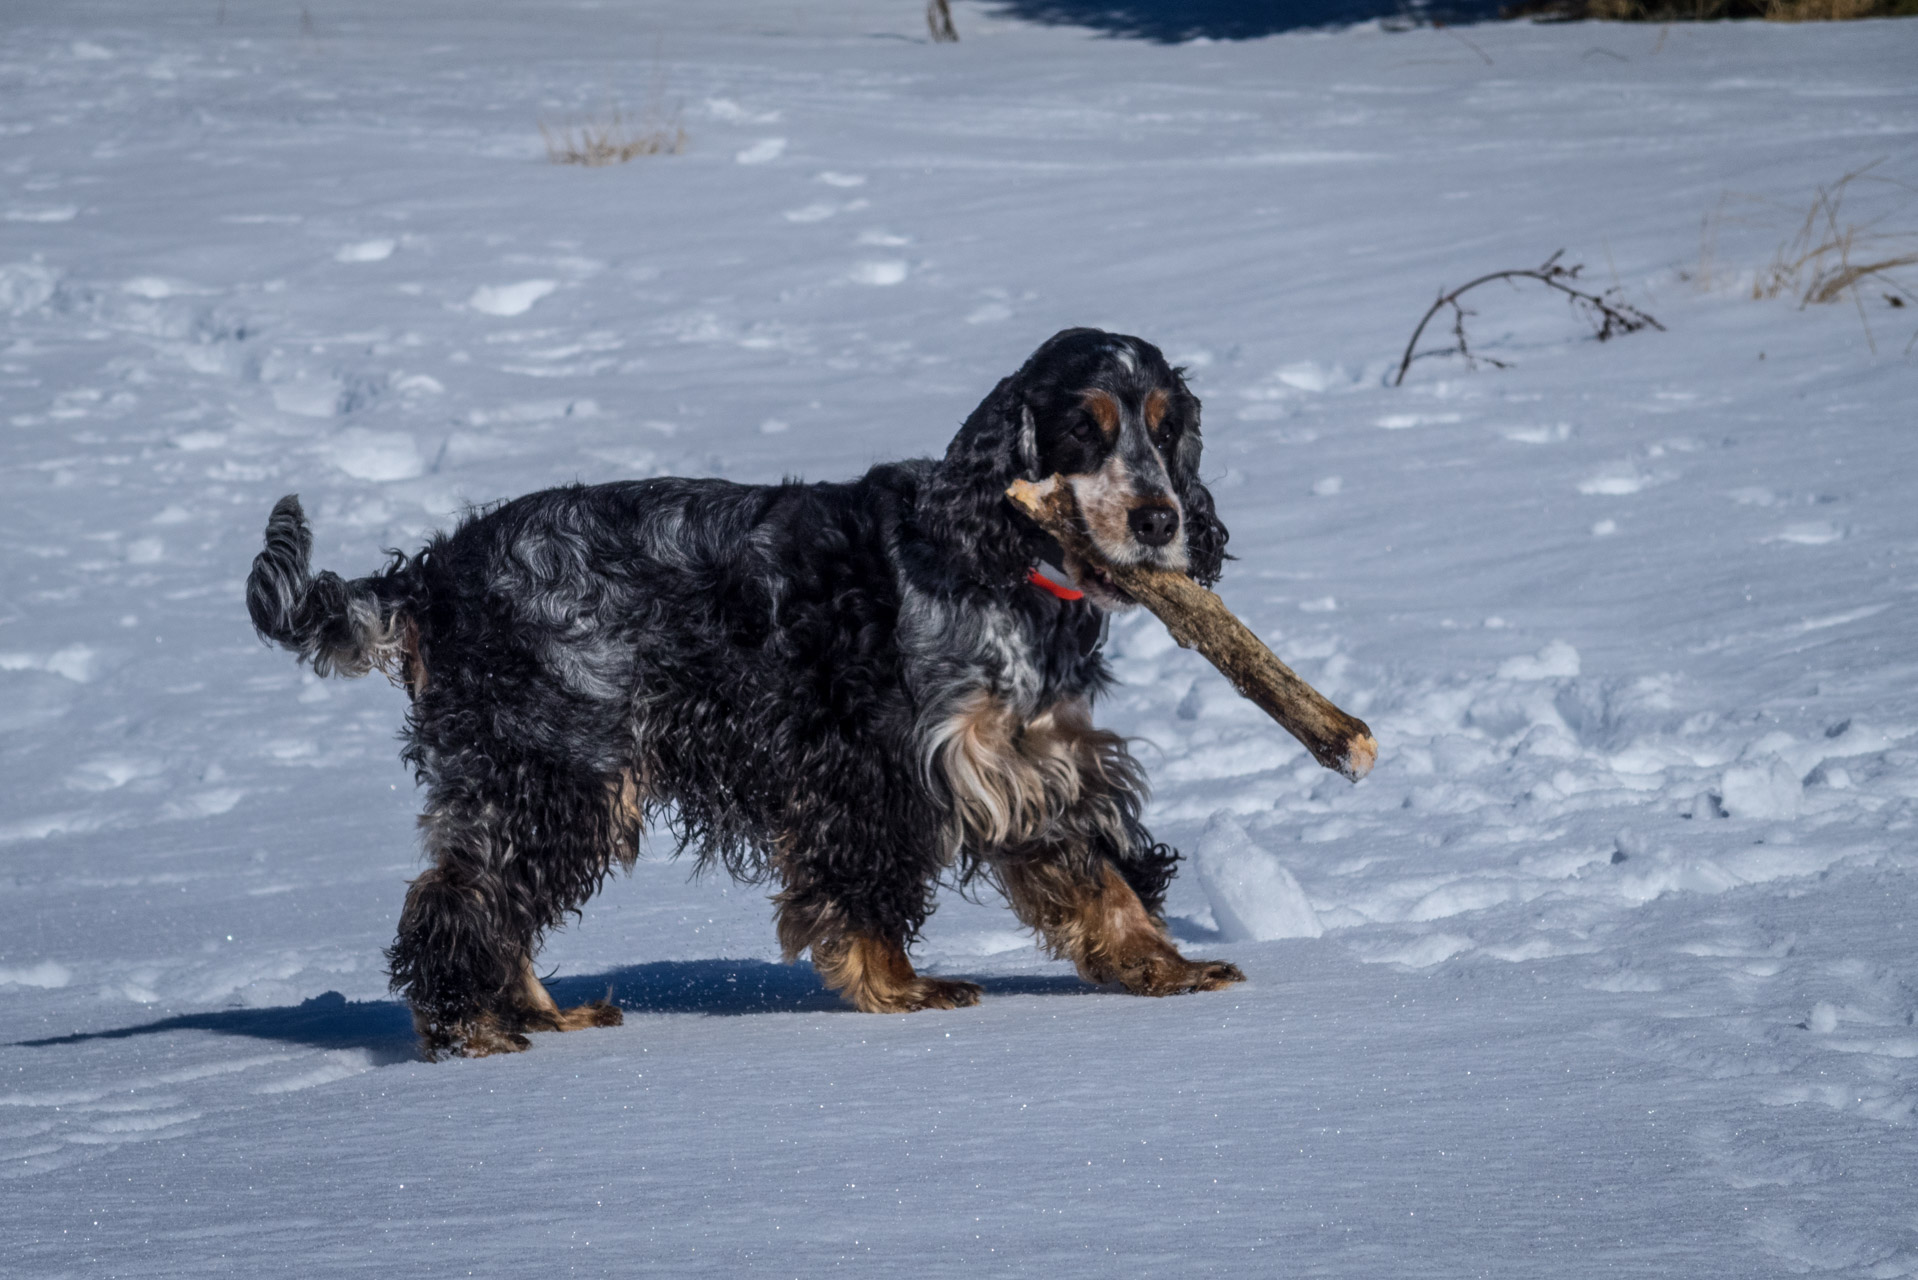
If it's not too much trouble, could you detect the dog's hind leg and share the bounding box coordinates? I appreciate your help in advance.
[387,768,627,1059]
[998,852,1244,997]
[388,859,534,1059]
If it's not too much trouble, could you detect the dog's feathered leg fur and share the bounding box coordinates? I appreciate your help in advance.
[393,763,626,1059]
[997,850,1241,997]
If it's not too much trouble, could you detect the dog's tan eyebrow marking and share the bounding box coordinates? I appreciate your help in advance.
[1079,389,1120,436]
[1144,388,1169,431]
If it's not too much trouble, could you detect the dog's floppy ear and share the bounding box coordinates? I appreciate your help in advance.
[1167,378,1228,587]
[920,373,1040,590]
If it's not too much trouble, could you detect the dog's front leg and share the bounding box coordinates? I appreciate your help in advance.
[998,850,1244,997]
[803,929,982,1014]
[773,880,981,1014]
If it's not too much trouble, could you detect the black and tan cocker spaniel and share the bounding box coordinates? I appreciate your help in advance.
[247,327,1244,1059]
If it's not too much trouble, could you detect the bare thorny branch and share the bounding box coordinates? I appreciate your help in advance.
[1393,250,1664,386]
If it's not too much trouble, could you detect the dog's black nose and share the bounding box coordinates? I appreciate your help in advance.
[1128,505,1179,547]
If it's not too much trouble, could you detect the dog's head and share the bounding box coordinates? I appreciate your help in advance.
[924,327,1227,607]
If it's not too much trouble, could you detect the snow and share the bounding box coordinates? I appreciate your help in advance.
[1193,813,1325,942]
[3,1,1917,1275]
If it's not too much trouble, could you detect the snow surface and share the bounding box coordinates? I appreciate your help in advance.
[3,1,1916,1275]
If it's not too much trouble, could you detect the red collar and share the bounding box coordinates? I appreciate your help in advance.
[1027,566,1083,601]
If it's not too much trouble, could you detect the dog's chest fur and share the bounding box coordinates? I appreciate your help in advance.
[900,583,1125,859]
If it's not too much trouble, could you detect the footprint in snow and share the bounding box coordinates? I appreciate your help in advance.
[468,279,556,317]
[734,137,786,165]
[334,238,395,263]
[783,199,867,223]
[705,98,781,125]
[1577,463,1670,496]
[4,206,78,223]
[1765,522,1845,546]
[1502,422,1572,443]
[848,260,907,286]
[1375,412,1462,430]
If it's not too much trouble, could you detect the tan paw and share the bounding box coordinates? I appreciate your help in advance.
[462,1026,533,1056]
[1105,954,1246,997]
[1180,959,1247,992]
[419,1017,532,1060]
[525,1000,625,1033]
[854,975,984,1013]
[908,976,985,1011]
[557,1000,624,1030]
[813,933,985,1014]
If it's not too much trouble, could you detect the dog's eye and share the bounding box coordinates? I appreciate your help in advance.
[1070,418,1102,442]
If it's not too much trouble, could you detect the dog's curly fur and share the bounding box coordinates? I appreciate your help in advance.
[247,328,1244,1059]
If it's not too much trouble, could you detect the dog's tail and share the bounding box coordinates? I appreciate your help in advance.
[247,494,412,679]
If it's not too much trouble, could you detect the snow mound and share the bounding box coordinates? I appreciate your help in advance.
[1497,639,1580,681]
[849,260,907,286]
[735,137,786,164]
[0,961,70,989]
[324,428,423,482]
[1192,812,1322,942]
[1720,757,1803,821]
[0,260,59,315]
[468,279,556,317]
[335,238,396,263]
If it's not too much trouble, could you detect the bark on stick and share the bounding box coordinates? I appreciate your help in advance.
[1007,477,1377,783]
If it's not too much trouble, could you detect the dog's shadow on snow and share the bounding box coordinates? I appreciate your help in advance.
[16,990,423,1063]
[552,959,1093,1015]
[14,960,1095,1060]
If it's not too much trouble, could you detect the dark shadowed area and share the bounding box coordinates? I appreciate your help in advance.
[985,0,1511,41]
[15,964,1097,1061]
[19,990,423,1062]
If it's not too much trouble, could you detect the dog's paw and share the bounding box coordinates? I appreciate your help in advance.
[1105,954,1245,997]
[561,1000,624,1030]
[441,1023,532,1059]
[463,1027,534,1056]
[519,998,624,1034]
[416,1012,539,1060]
[909,976,984,1011]
[1179,959,1246,992]
[857,976,983,1013]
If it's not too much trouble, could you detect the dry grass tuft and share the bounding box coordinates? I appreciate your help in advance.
[541,108,686,166]
[1764,0,1918,18]
[1696,162,1918,353]
[541,44,685,167]
[1754,166,1917,314]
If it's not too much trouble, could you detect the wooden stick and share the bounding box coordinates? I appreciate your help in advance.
[1006,477,1377,783]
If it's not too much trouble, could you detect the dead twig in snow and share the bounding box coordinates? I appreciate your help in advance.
[1432,23,1494,64]
[1392,250,1664,386]
[927,0,959,41]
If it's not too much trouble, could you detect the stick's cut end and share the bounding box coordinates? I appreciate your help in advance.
[1340,734,1378,783]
